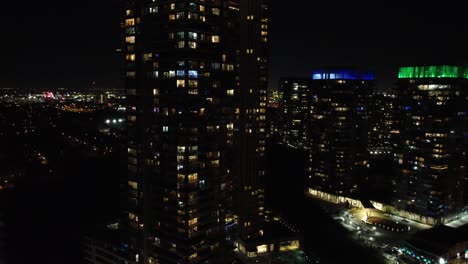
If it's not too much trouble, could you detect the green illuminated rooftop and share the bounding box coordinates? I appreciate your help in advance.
[398,65,468,79]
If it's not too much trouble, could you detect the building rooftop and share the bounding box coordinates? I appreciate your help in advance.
[398,65,468,79]
[312,69,374,80]
[407,225,468,255]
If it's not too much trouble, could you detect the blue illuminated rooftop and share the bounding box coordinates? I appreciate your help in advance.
[312,70,374,80]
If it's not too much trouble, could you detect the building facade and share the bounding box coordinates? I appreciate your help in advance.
[279,78,311,148]
[367,92,393,158]
[122,0,269,263]
[307,69,374,198]
[393,65,468,225]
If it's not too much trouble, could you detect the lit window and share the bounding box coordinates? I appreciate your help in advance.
[126,54,136,61]
[188,70,198,78]
[177,80,185,88]
[188,12,198,19]
[188,32,197,39]
[188,80,198,88]
[163,126,169,132]
[212,8,220,15]
[128,181,138,190]
[188,41,197,49]
[188,217,198,225]
[211,35,220,43]
[257,245,267,254]
[125,18,135,26]
[188,253,197,260]
[170,3,175,10]
[188,173,198,182]
[126,36,136,43]
[177,41,185,48]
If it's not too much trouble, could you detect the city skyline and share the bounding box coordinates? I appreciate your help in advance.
[4,1,468,264]
[10,1,468,90]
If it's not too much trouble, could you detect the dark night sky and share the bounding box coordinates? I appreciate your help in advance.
[9,1,468,90]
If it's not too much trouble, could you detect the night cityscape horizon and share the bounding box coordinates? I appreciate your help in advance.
[4,1,468,264]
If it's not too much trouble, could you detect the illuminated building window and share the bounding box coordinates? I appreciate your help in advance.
[176,70,185,77]
[211,35,220,43]
[143,53,152,62]
[188,218,198,225]
[128,181,138,190]
[188,70,198,78]
[177,31,185,39]
[188,41,197,49]
[257,245,267,254]
[199,5,205,12]
[188,32,197,39]
[188,253,197,260]
[176,80,185,88]
[177,41,185,48]
[227,89,234,96]
[188,173,198,182]
[125,18,135,26]
[126,54,136,61]
[212,8,220,15]
[188,12,198,19]
[188,80,198,88]
[126,36,135,43]
[169,14,176,20]
[170,3,175,10]
[163,126,169,132]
